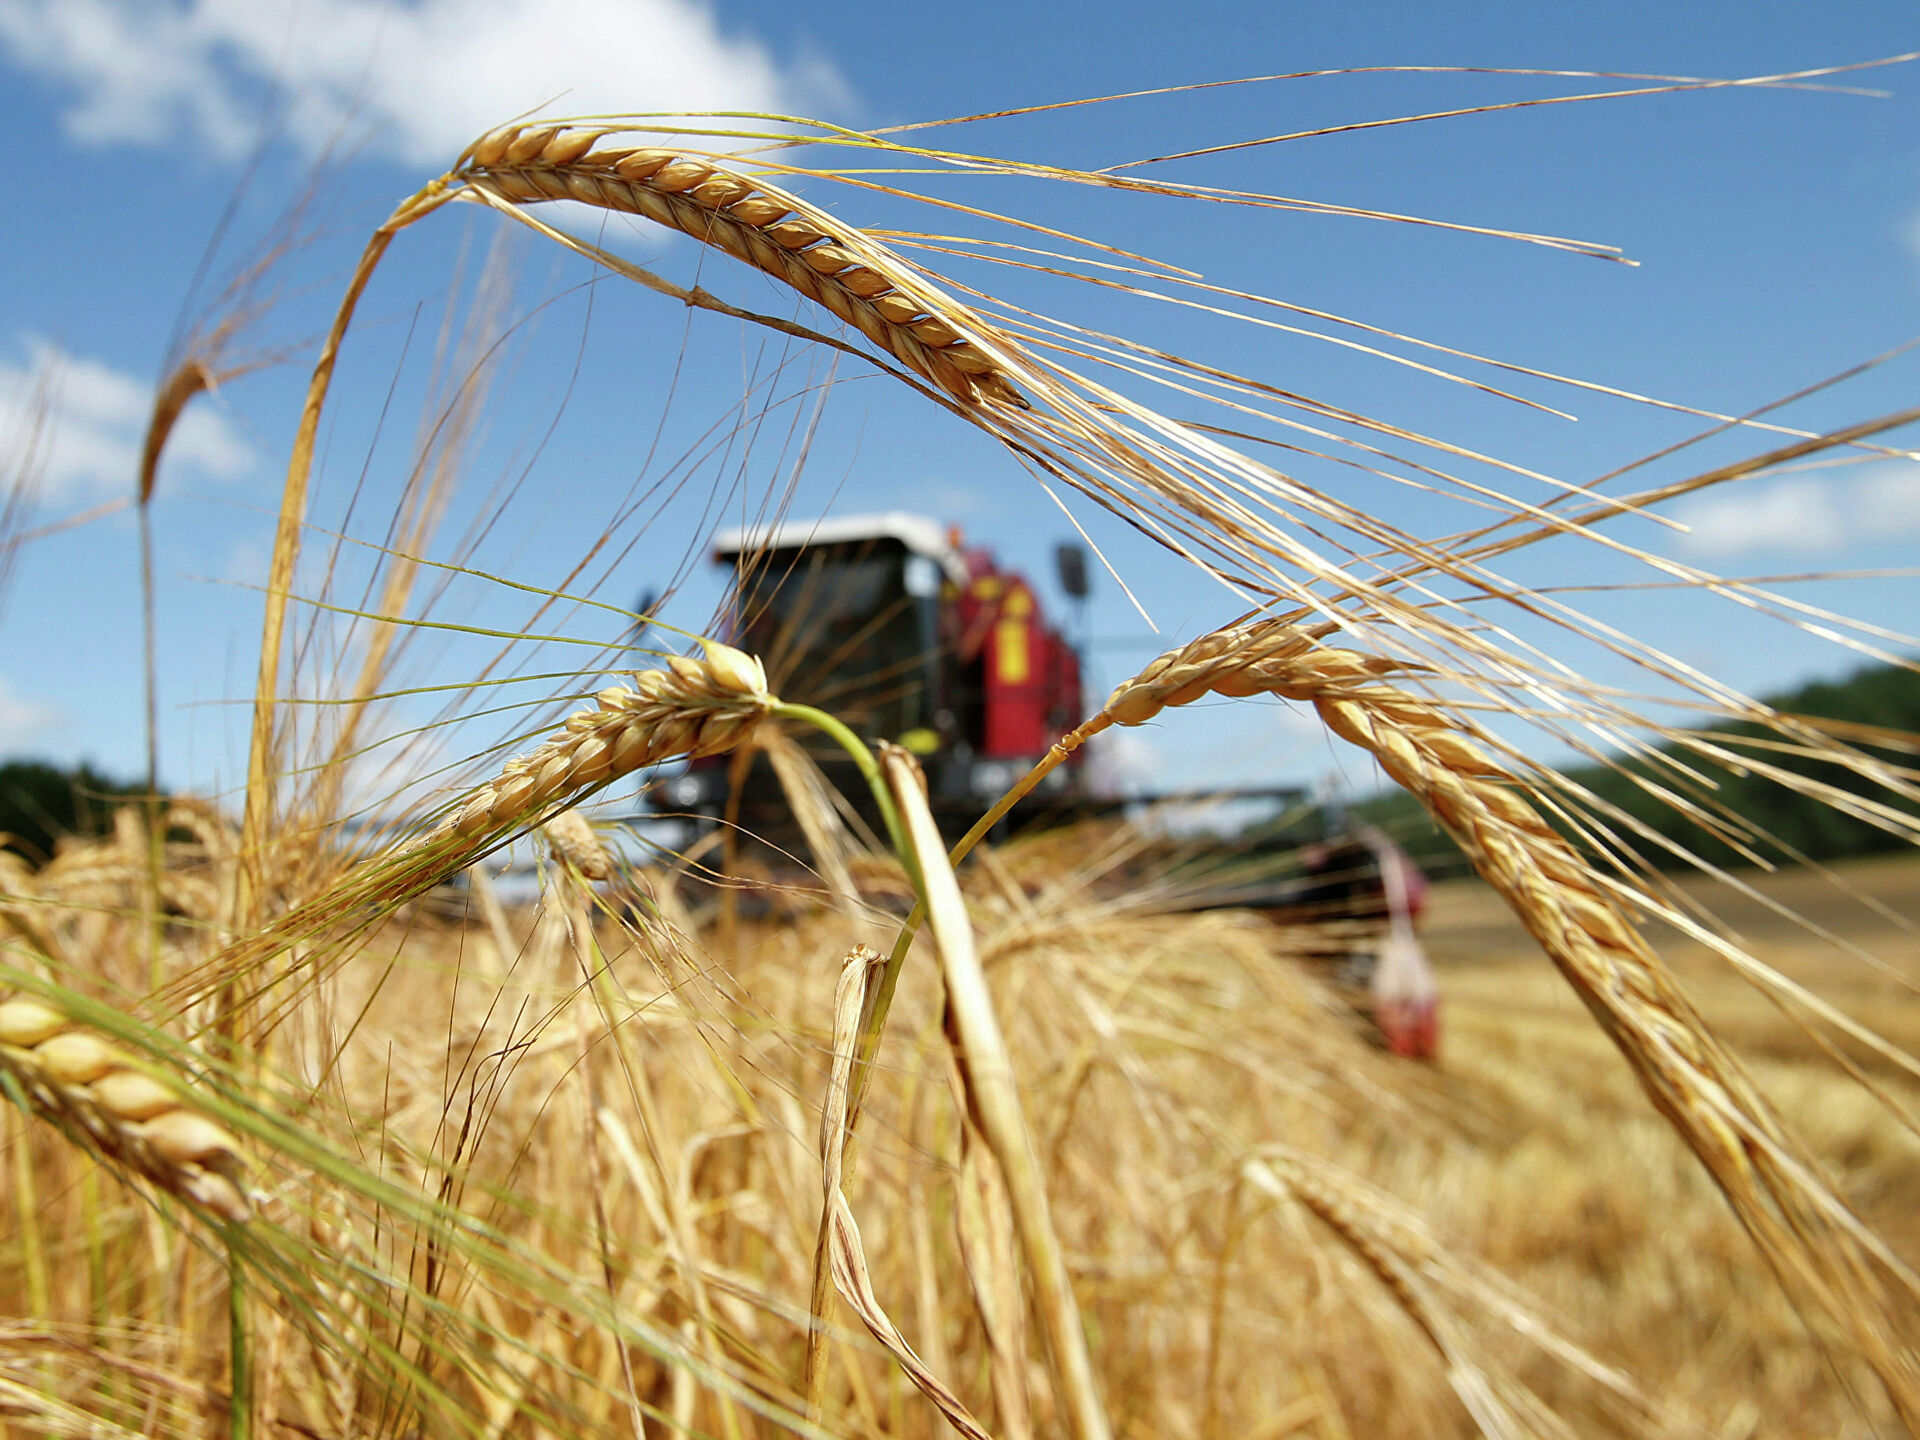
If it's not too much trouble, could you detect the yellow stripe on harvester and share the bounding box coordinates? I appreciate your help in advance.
[996,587,1032,684]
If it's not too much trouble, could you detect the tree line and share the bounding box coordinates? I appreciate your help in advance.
[1353,659,1920,877]
[0,760,151,866]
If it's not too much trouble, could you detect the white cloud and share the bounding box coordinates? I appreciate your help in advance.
[0,675,59,748]
[220,537,268,588]
[1860,463,1920,526]
[1672,462,1920,558]
[0,0,849,167]
[1083,696,1333,801]
[0,335,255,498]
[1084,727,1159,798]
[1673,476,1843,556]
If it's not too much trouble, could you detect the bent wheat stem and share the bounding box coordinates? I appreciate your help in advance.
[237,189,455,931]
[768,702,910,867]
[884,745,1114,1440]
[810,943,991,1438]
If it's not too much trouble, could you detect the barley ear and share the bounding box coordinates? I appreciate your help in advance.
[0,995,253,1222]
[423,647,773,853]
[173,646,776,1022]
[452,128,1029,410]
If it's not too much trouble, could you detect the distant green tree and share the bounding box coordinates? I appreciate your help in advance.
[1572,662,1920,871]
[1343,659,1920,877]
[0,759,149,867]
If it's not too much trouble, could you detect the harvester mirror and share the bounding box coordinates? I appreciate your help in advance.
[904,554,941,598]
[1054,542,1090,599]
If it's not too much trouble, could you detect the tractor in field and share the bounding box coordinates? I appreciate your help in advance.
[644,512,1438,1055]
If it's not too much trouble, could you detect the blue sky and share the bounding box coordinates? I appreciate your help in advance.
[1,0,1916,806]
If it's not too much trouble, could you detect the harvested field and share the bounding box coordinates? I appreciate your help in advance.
[1415,855,1920,1435]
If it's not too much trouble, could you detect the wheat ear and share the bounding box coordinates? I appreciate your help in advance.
[0,995,252,1222]
[452,126,1027,409]
[1070,618,1920,1426]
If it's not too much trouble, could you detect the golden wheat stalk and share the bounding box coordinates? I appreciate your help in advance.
[0,995,252,1222]
[814,942,993,1440]
[952,1073,1036,1440]
[883,744,1115,1440]
[1063,618,1920,1426]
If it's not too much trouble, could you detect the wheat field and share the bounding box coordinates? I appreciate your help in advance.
[5,66,1920,1440]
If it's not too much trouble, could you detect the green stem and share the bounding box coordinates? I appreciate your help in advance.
[767,703,912,872]
[766,700,940,1122]
[228,1247,251,1440]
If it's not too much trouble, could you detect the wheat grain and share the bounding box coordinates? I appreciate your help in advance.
[0,995,251,1222]
[1072,618,1920,1425]
[542,808,612,881]
[451,126,1027,409]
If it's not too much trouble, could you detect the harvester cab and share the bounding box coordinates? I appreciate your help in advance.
[648,513,1086,837]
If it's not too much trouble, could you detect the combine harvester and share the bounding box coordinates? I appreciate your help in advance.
[647,512,1438,1056]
